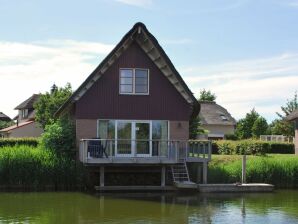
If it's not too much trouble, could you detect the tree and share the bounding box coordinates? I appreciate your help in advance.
[35,83,72,129]
[270,92,298,137]
[268,119,294,137]
[41,117,75,154]
[0,120,14,130]
[199,89,216,102]
[252,117,268,138]
[277,92,298,118]
[235,108,259,139]
[189,117,205,139]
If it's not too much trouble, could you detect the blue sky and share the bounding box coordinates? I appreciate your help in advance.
[0,0,297,121]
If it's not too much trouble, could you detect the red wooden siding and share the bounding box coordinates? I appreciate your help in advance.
[75,42,192,120]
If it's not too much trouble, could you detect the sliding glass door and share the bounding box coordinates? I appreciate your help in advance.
[116,121,132,157]
[98,120,168,157]
[135,122,150,157]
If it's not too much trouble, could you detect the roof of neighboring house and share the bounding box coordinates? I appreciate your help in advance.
[0,120,34,132]
[0,112,11,121]
[286,109,298,121]
[199,101,237,126]
[14,94,41,110]
[55,22,200,118]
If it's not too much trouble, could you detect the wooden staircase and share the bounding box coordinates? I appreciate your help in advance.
[171,159,197,189]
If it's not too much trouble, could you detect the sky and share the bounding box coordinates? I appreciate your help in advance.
[0,0,298,122]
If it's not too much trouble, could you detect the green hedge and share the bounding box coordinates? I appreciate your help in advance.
[212,140,294,155]
[0,138,39,148]
[0,145,85,188]
[208,155,298,188]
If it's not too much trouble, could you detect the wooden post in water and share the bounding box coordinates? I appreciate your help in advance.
[100,166,105,187]
[203,161,208,184]
[161,166,166,187]
[242,155,246,184]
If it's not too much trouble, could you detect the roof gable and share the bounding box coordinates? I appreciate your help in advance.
[15,94,41,110]
[199,101,237,126]
[56,22,199,117]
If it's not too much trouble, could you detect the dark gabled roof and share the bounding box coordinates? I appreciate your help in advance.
[199,101,237,126]
[286,109,298,121]
[0,112,11,121]
[14,94,41,110]
[55,22,200,118]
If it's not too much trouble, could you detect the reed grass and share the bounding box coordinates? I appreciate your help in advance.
[208,154,298,188]
[0,145,84,189]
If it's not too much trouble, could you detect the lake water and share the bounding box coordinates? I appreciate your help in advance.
[0,190,297,223]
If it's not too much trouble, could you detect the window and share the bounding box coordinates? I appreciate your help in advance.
[119,68,149,94]
[21,109,28,118]
[220,114,228,121]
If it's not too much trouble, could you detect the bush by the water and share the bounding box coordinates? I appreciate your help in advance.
[208,154,298,188]
[0,138,39,148]
[0,145,84,189]
[41,118,75,154]
[212,140,294,155]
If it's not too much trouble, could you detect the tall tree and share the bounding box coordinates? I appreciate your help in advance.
[235,108,259,139]
[277,92,298,118]
[199,89,216,102]
[34,83,73,129]
[252,117,268,138]
[189,117,205,139]
[270,92,298,136]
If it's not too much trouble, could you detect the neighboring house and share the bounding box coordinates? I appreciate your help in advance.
[286,109,298,154]
[0,94,43,138]
[199,101,236,140]
[0,112,11,122]
[56,22,211,189]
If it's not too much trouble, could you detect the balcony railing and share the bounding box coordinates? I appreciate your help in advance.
[79,139,211,164]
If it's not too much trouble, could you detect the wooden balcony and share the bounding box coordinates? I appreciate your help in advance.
[79,139,211,165]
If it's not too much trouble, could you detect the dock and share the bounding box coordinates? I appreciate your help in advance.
[95,183,274,192]
[198,183,274,193]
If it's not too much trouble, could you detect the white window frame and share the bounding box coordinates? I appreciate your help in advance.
[119,68,150,95]
[97,119,169,157]
[22,109,28,118]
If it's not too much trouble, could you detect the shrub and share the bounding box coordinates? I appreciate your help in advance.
[267,142,294,154]
[41,118,75,154]
[213,140,294,155]
[224,134,238,140]
[0,138,39,148]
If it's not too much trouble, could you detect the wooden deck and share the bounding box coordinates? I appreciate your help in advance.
[79,139,212,165]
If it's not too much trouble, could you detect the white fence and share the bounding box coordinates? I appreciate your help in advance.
[260,135,294,143]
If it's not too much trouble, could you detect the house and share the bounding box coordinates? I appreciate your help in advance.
[56,22,211,189]
[0,112,11,122]
[198,101,236,140]
[0,94,43,138]
[286,109,298,154]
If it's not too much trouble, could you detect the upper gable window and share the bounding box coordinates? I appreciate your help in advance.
[119,68,149,95]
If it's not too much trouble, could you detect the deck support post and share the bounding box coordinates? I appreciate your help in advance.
[100,166,105,187]
[161,166,166,187]
[197,164,202,184]
[202,161,208,184]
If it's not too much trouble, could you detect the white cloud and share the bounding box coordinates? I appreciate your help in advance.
[115,0,153,8]
[1,38,297,123]
[180,53,298,122]
[0,40,114,119]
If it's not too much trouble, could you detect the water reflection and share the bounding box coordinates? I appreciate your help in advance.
[0,191,297,223]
